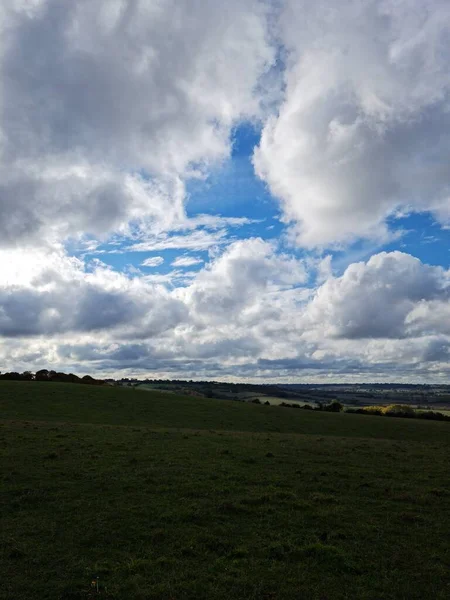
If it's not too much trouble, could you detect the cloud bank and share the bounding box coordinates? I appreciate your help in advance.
[0,243,448,381]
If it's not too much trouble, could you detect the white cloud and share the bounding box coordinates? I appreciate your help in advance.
[4,1,449,251]
[179,238,308,325]
[171,256,203,268]
[141,256,164,268]
[254,0,450,247]
[405,301,450,337]
[0,0,274,246]
[0,245,449,381]
[0,247,186,337]
[302,251,449,340]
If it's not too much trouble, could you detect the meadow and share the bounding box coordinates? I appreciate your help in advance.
[1,381,450,599]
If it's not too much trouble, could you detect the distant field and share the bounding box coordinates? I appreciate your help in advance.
[251,395,315,407]
[136,382,322,406]
[1,381,449,599]
[136,384,177,394]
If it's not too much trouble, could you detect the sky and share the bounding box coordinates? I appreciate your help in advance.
[0,0,449,383]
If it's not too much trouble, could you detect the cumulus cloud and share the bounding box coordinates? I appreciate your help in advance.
[0,240,309,369]
[3,0,449,252]
[0,0,274,246]
[0,247,186,337]
[179,238,308,325]
[254,0,450,247]
[405,300,450,337]
[303,252,449,339]
[0,244,449,381]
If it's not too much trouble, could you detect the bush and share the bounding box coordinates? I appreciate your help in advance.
[383,404,415,418]
[417,411,450,422]
[324,401,343,412]
[362,406,383,416]
[346,404,450,423]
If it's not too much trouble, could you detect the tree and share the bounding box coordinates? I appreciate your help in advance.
[35,369,50,381]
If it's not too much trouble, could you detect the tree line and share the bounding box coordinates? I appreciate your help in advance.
[0,370,104,385]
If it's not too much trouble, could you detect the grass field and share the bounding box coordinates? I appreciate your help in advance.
[1,382,450,599]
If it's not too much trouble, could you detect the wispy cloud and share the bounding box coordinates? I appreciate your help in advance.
[141,256,164,267]
[171,255,204,268]
[142,269,198,285]
[173,215,263,231]
[127,229,229,252]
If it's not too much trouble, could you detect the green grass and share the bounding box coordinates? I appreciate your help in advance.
[1,382,450,599]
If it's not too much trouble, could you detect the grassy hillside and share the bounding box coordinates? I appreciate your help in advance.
[1,382,450,599]
[1,381,450,443]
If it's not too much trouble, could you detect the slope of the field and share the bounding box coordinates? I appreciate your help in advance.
[1,381,450,443]
[1,382,450,600]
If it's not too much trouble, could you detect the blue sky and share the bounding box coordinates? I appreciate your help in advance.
[78,123,287,279]
[81,123,449,283]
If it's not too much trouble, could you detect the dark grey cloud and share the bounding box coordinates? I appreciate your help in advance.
[422,339,450,363]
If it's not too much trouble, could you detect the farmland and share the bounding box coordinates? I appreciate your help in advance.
[129,379,450,412]
[1,381,450,599]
